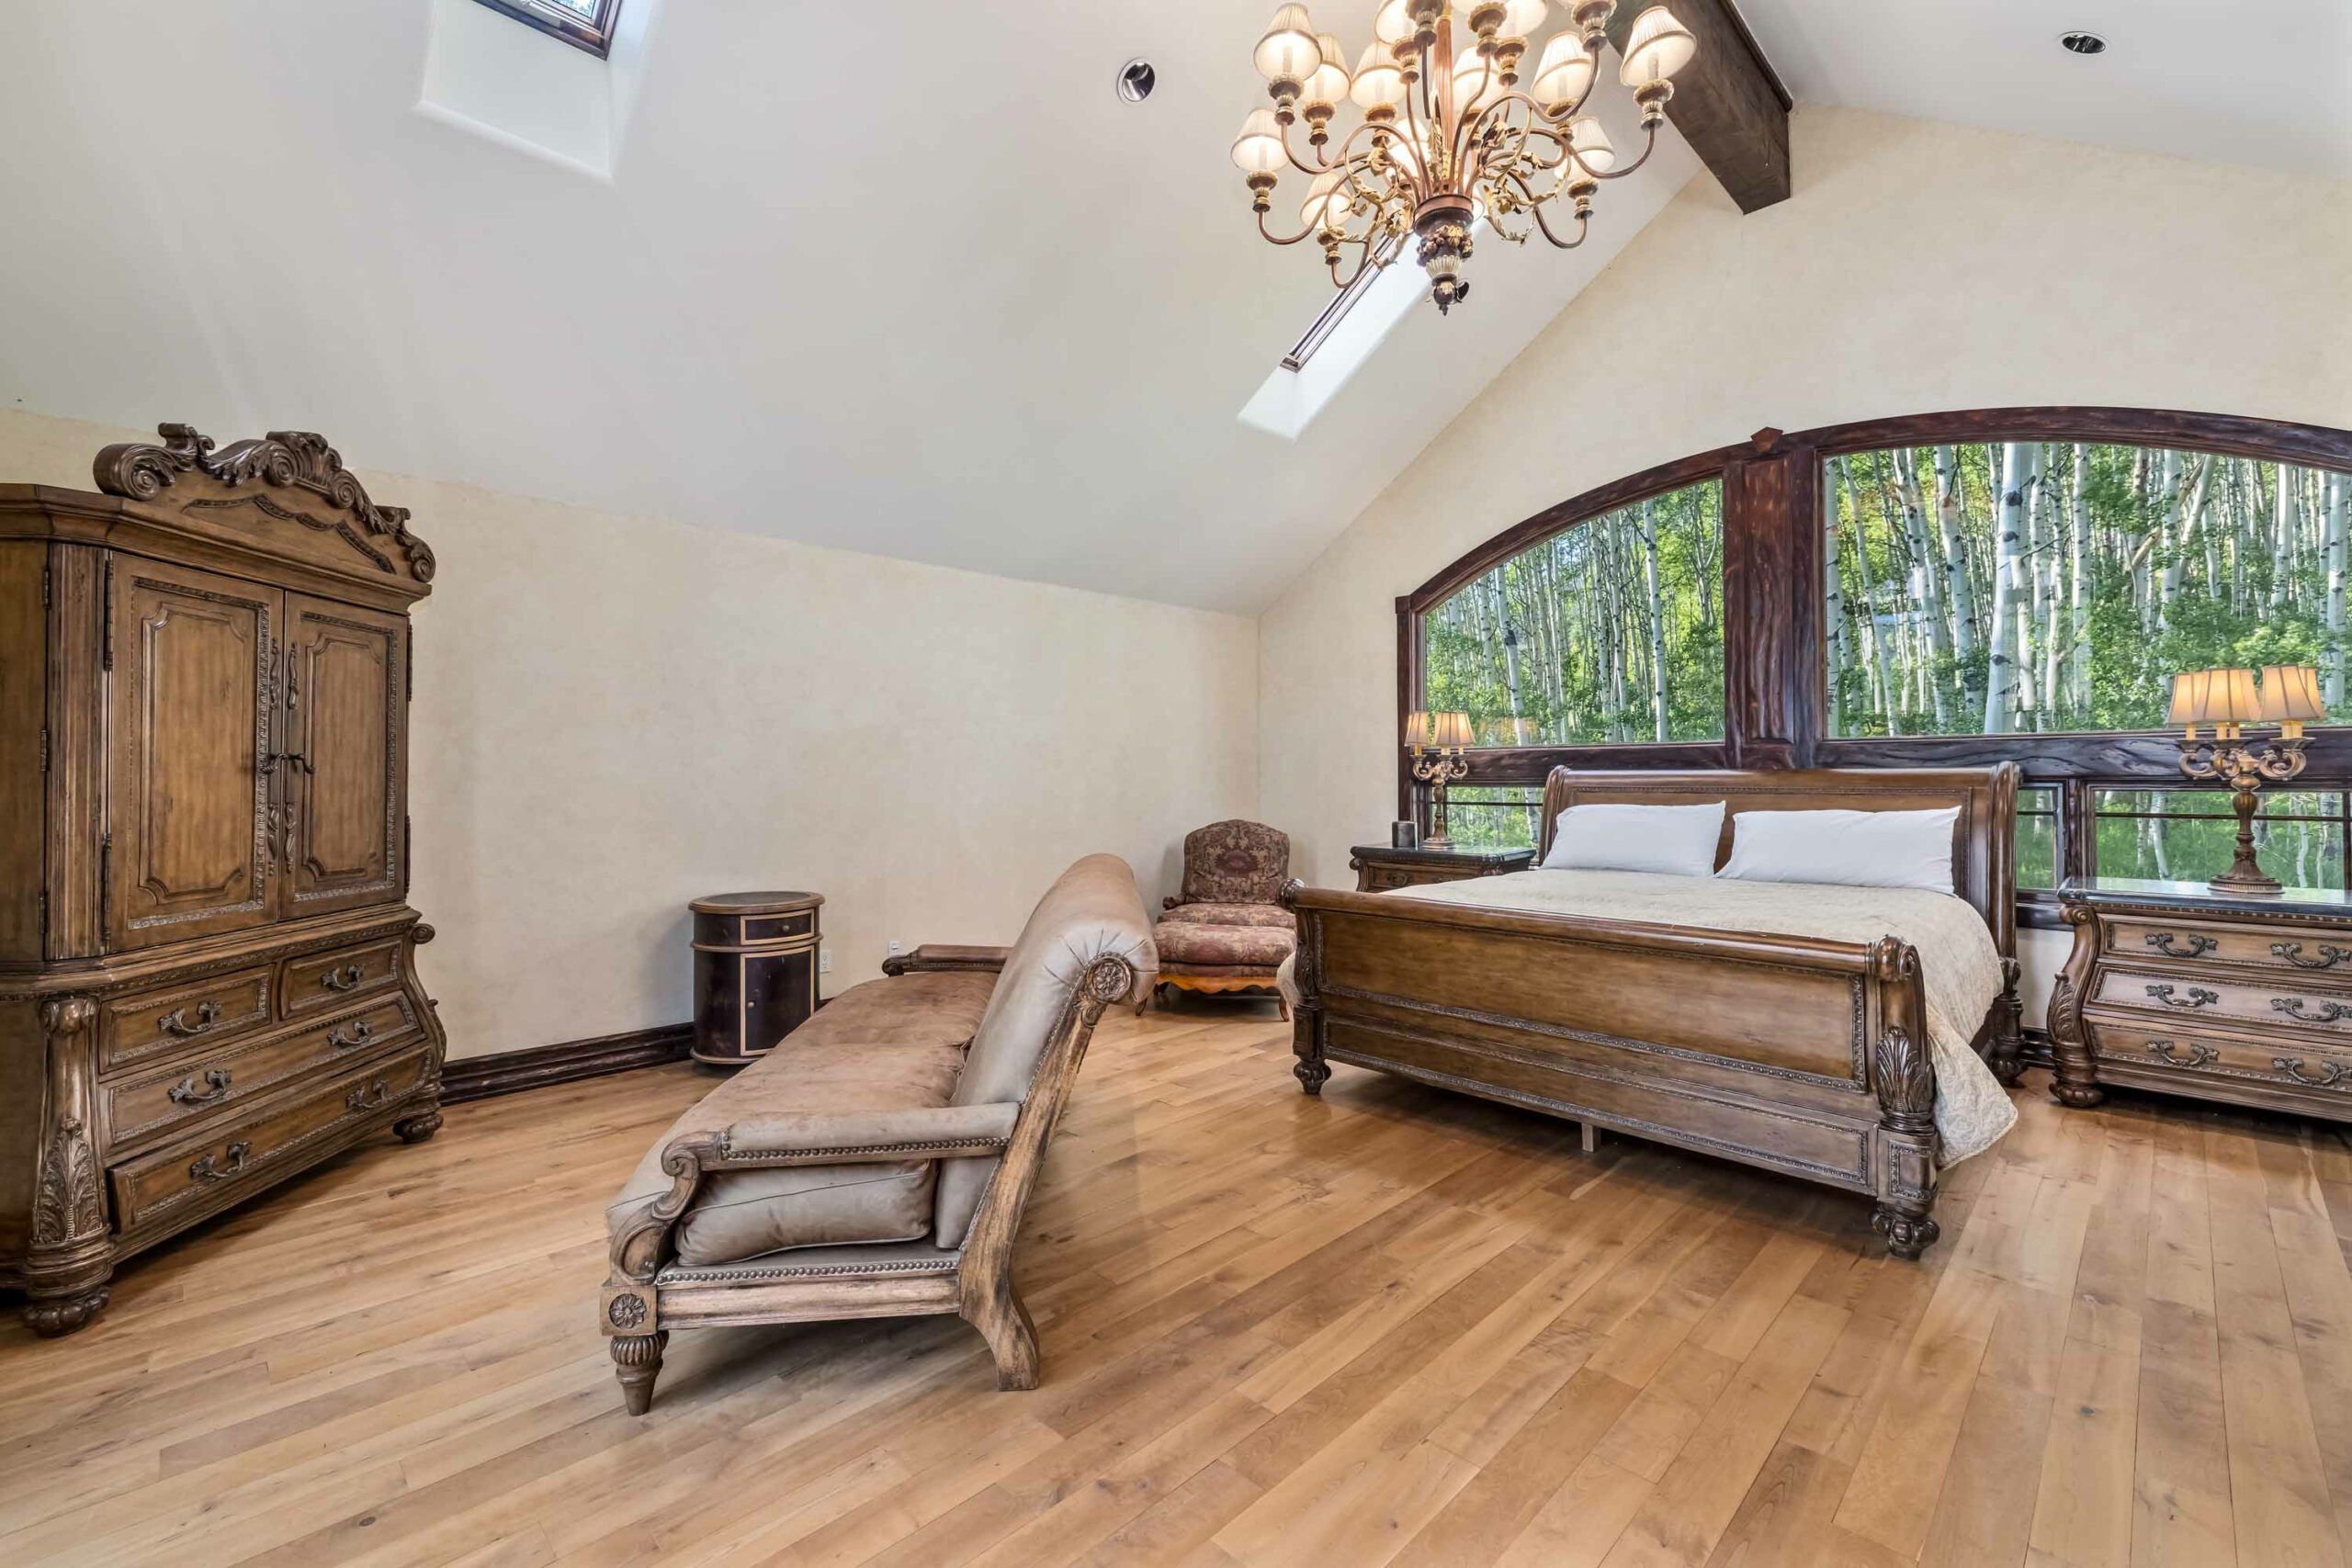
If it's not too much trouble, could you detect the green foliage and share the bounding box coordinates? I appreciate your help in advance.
[1424,480,1725,745]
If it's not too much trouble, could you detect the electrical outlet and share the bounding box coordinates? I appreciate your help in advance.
[886,940,902,956]
[819,948,832,974]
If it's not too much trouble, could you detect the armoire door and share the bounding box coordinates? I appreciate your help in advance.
[279,594,406,918]
[106,558,278,950]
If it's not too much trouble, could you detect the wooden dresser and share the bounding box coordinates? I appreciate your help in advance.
[2050,876,2352,1122]
[0,425,446,1336]
[1349,843,1536,891]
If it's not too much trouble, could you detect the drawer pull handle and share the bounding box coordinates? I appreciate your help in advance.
[189,1141,250,1182]
[166,1068,233,1106]
[2145,985,2220,1010]
[327,1019,377,1050]
[2272,998,2352,1025]
[2272,942,2352,971]
[2144,932,2217,959]
[320,964,367,993]
[2274,1057,2352,1088]
[159,1000,223,1037]
[345,1077,393,1112]
[2145,1040,2218,1068]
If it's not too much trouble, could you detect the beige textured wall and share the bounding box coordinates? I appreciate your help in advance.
[1258,106,2352,1021]
[0,408,1259,1059]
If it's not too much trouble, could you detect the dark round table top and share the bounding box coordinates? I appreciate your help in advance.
[689,890,824,915]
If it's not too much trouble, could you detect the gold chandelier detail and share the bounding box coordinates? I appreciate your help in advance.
[1230,1,1696,313]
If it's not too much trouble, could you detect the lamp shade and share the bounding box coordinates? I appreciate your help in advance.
[1373,0,1417,46]
[1431,711,1476,749]
[1230,108,1287,175]
[1566,116,1616,173]
[1303,33,1352,106]
[2259,664,2327,724]
[1529,32,1596,107]
[2168,668,2263,728]
[1404,709,1433,749]
[1452,48,1504,113]
[1488,0,1549,39]
[1351,41,1408,107]
[1300,168,1352,230]
[1618,6,1697,85]
[1254,5,1321,82]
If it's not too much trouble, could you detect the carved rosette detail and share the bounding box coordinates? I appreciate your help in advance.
[92,423,435,582]
[1872,1025,1935,1136]
[606,1292,648,1331]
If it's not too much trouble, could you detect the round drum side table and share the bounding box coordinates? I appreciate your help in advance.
[690,890,823,1067]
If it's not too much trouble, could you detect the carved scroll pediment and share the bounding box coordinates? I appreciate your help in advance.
[93,423,435,584]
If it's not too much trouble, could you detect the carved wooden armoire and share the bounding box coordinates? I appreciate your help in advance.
[0,425,446,1336]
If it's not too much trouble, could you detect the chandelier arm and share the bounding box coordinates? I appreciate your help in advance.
[1589,119,1665,182]
[1527,195,1590,250]
[1332,120,1424,189]
[1257,208,1322,246]
[1276,118,1342,178]
[1329,232,1385,290]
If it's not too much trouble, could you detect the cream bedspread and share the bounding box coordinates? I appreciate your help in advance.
[1277,868,2017,1164]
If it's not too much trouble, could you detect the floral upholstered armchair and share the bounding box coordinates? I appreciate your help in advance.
[1148,819,1295,1016]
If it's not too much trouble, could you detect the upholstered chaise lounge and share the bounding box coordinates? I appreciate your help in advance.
[600,854,1155,1413]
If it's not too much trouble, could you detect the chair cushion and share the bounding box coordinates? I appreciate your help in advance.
[605,1035,967,1269]
[1159,901,1295,930]
[1149,919,1295,970]
[938,854,1155,1246]
[788,971,993,1049]
[1179,819,1291,905]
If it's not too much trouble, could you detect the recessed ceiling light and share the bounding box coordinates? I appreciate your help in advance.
[1117,60,1156,102]
[2059,31,2108,55]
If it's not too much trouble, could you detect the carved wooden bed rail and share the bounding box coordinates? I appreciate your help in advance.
[1283,764,2019,1258]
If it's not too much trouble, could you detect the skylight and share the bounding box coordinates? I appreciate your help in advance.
[474,0,624,57]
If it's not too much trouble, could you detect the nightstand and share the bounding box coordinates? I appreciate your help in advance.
[2049,875,2352,1122]
[1349,843,1536,892]
[689,891,823,1067]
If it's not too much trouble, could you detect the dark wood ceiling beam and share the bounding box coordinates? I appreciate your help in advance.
[1605,0,1791,213]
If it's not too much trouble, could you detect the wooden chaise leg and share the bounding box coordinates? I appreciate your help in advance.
[611,1332,667,1416]
[964,1279,1041,1392]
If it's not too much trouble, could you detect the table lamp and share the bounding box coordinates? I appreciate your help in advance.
[2172,664,2324,895]
[1405,709,1474,849]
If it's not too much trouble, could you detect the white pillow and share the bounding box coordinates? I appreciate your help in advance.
[1716,807,1961,895]
[1541,801,1724,877]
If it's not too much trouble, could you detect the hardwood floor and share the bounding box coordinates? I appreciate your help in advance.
[6,1004,2352,1566]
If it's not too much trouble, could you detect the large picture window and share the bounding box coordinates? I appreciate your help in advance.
[1422,479,1725,747]
[1398,409,2352,908]
[1826,442,2352,737]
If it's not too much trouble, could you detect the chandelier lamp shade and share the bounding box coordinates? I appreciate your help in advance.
[1230,0,1697,313]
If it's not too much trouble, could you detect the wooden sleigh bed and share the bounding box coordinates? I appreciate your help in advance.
[1283,766,2023,1258]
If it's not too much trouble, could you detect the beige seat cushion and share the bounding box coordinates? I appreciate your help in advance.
[789,971,992,1049]
[606,1036,967,1269]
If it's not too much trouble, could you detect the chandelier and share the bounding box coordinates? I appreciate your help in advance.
[1229,1,1696,313]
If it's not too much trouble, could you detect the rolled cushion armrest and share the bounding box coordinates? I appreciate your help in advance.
[881,943,1013,976]
[718,1101,1021,1165]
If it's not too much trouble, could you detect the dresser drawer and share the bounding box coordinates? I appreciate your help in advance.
[278,938,403,1020]
[2087,1019,2352,1098]
[2104,917,2352,978]
[98,966,275,1075]
[2089,964,2352,1038]
[101,994,421,1151]
[109,1047,434,1233]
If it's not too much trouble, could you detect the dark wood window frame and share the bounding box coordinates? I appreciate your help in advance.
[473,0,623,58]
[1397,407,2352,910]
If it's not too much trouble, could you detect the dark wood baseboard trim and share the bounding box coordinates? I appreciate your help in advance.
[442,1023,692,1105]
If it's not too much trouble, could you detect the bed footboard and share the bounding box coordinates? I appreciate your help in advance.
[1284,886,1943,1258]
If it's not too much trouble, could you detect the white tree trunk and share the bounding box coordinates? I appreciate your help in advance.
[2328,471,2348,707]
[1641,499,1668,741]
[1825,471,1849,737]
[2069,444,2090,710]
[2272,463,2298,613]
[1933,446,1978,668]
[1984,443,2031,732]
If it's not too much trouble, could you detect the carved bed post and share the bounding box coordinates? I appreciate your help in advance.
[1281,881,1329,1095]
[1867,938,1941,1260]
[2048,902,2106,1108]
[25,998,114,1336]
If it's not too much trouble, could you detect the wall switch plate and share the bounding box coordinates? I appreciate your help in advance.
[819,948,832,974]
[886,940,902,956]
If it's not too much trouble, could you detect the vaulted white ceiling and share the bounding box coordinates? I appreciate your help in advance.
[0,0,1692,612]
[0,4,2340,614]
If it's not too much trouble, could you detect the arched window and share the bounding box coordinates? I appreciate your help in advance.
[1401,410,2352,886]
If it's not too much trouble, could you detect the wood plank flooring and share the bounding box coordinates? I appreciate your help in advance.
[7,1006,2352,1566]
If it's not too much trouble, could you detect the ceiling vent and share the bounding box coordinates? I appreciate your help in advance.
[2058,32,2108,55]
[1117,60,1156,102]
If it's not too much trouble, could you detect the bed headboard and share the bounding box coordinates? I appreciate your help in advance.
[1536,765,2021,958]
